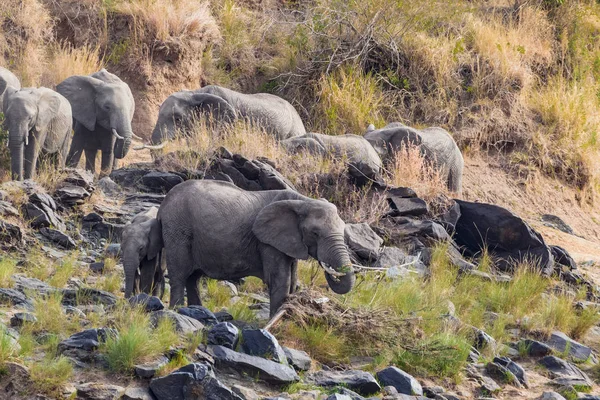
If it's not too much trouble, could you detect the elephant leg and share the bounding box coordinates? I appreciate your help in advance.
[153,251,167,299]
[165,241,193,308]
[260,245,293,317]
[139,258,157,294]
[185,269,203,306]
[66,131,85,168]
[133,269,141,296]
[84,149,97,173]
[100,150,114,177]
[112,157,119,171]
[289,259,298,294]
[23,140,40,180]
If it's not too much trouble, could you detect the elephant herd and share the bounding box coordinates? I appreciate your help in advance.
[0,65,466,315]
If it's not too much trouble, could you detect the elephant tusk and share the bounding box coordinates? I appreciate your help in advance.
[133,142,167,151]
[112,128,125,140]
[318,261,350,277]
[25,133,28,146]
[132,133,144,141]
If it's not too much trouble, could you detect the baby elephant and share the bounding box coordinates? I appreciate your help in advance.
[122,207,165,299]
[281,132,382,186]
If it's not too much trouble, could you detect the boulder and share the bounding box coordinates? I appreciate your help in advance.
[62,288,118,307]
[62,169,95,191]
[149,363,214,400]
[207,322,239,349]
[474,328,496,351]
[150,310,204,334]
[387,197,428,217]
[544,331,592,362]
[75,382,125,399]
[39,227,76,249]
[122,387,155,400]
[129,293,165,312]
[485,361,521,388]
[283,347,312,371]
[90,262,105,274]
[374,247,426,276]
[9,312,36,327]
[376,366,422,395]
[55,184,91,206]
[104,243,121,258]
[0,220,22,245]
[135,355,170,379]
[23,202,59,229]
[240,329,287,364]
[178,306,219,326]
[142,171,184,193]
[454,200,553,275]
[537,355,593,388]
[97,177,122,196]
[215,311,234,322]
[541,214,575,235]
[207,345,299,384]
[305,370,381,396]
[550,246,577,271]
[539,392,567,400]
[0,201,19,217]
[344,223,383,262]
[0,288,33,309]
[493,356,528,387]
[519,339,553,357]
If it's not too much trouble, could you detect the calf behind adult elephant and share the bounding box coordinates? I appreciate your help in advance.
[282,132,382,185]
[57,69,135,175]
[3,87,72,180]
[0,67,21,112]
[147,86,306,147]
[158,180,355,316]
[365,123,464,193]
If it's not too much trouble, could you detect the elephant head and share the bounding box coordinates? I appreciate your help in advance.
[146,91,237,147]
[3,89,61,180]
[252,199,355,294]
[364,124,422,159]
[57,70,135,159]
[122,217,163,298]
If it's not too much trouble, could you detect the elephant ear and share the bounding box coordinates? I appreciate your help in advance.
[252,200,309,260]
[56,75,104,131]
[189,93,237,123]
[35,92,61,133]
[391,126,422,148]
[146,218,163,261]
[0,77,7,100]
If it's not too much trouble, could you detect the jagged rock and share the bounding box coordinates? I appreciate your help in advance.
[215,311,234,322]
[150,310,204,334]
[90,262,105,273]
[88,220,125,241]
[454,200,554,275]
[64,306,86,318]
[374,247,426,275]
[178,306,219,326]
[493,356,528,387]
[376,366,422,395]
[344,223,383,262]
[40,227,76,249]
[474,328,496,351]
[58,328,115,361]
[0,362,31,398]
[423,387,444,397]
[387,197,428,217]
[55,184,91,206]
[97,177,121,196]
[0,200,19,217]
[63,169,95,191]
[75,382,125,399]
[539,392,566,400]
[485,361,521,387]
[122,387,155,400]
[255,159,295,191]
[387,187,417,198]
[519,339,553,357]
[327,395,352,400]
[232,384,260,400]
[22,202,58,229]
[544,331,592,362]
[62,288,118,307]
[208,322,239,349]
[537,356,593,388]
[130,293,165,312]
[387,217,451,242]
[110,168,152,187]
[337,388,366,400]
[240,329,287,364]
[550,245,577,271]
[306,369,381,396]
[142,171,184,193]
[10,312,36,327]
[480,376,501,394]
[0,288,33,309]
[13,274,55,295]
[105,243,121,258]
[0,220,23,245]
[541,214,575,235]
[135,355,169,378]
[283,347,311,371]
[207,345,299,384]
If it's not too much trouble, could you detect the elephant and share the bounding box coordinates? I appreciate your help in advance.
[364,122,464,193]
[140,85,306,149]
[122,207,166,299]
[281,132,382,186]
[158,179,355,316]
[0,67,21,112]
[2,87,72,180]
[57,69,135,176]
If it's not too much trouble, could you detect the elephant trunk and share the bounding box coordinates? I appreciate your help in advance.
[151,123,168,145]
[319,234,355,295]
[111,114,133,159]
[123,254,139,298]
[9,121,27,180]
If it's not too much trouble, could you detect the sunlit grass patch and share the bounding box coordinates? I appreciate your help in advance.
[30,356,73,396]
[0,258,16,288]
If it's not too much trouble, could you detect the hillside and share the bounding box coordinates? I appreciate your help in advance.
[1,0,600,399]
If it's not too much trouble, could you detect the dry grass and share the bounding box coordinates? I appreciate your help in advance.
[41,42,105,88]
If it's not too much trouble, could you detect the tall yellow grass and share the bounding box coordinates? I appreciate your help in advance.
[41,43,105,88]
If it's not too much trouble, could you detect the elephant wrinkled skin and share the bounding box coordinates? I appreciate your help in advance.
[0,67,21,112]
[147,85,306,147]
[3,87,72,180]
[121,207,165,299]
[365,122,464,193]
[57,69,135,176]
[158,180,355,316]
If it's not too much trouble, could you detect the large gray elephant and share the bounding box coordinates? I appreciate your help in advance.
[0,67,21,112]
[57,69,135,175]
[281,132,382,185]
[158,180,355,316]
[122,207,165,299]
[141,86,306,149]
[365,122,464,193]
[3,87,72,180]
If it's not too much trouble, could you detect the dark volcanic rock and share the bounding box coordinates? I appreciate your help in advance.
[0,220,22,245]
[306,369,381,396]
[58,328,115,361]
[486,361,521,388]
[207,345,299,384]
[150,310,204,334]
[142,171,184,193]
[129,293,165,312]
[454,200,553,275]
[344,223,383,262]
[0,288,33,309]
[541,214,575,235]
[376,366,422,395]
[283,347,311,371]
[537,355,593,388]
[62,288,118,307]
[387,196,428,217]
[518,339,553,357]
[178,306,219,326]
[550,245,577,271]
[208,322,239,349]
[110,168,152,188]
[10,312,36,327]
[240,329,287,364]
[89,262,105,273]
[55,184,91,206]
[75,382,124,399]
[135,355,169,379]
[40,227,76,249]
[493,356,528,387]
[544,331,592,362]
